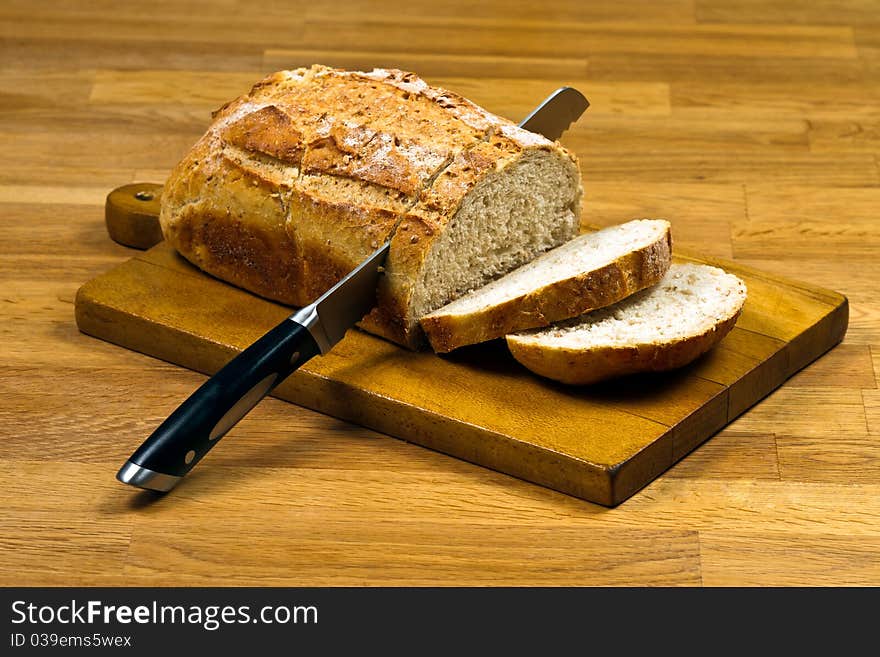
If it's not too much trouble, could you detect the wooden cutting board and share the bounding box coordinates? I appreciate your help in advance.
[74,240,848,506]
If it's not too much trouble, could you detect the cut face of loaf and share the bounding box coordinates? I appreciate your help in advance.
[420,219,672,352]
[507,263,747,385]
[159,65,582,349]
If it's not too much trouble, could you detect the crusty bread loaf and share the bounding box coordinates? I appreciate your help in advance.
[160,65,582,349]
[420,219,672,353]
[506,263,747,385]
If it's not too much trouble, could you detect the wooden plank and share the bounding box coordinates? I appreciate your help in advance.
[864,389,880,434]
[786,344,876,389]
[776,432,880,483]
[665,431,780,480]
[589,53,868,84]
[727,387,867,437]
[0,364,258,465]
[696,0,880,26]
[0,130,197,170]
[5,462,876,539]
[0,164,139,187]
[89,69,262,106]
[873,347,880,387]
[0,7,305,46]
[132,169,172,183]
[0,36,264,72]
[856,25,880,69]
[0,0,238,13]
[0,69,94,109]
[578,152,879,186]
[0,460,134,585]
[262,49,590,80]
[0,363,499,476]
[4,463,877,584]
[672,80,880,119]
[297,18,858,60]
[0,202,128,259]
[303,0,699,24]
[3,104,213,138]
[736,186,880,260]
[808,119,880,153]
[625,479,880,537]
[700,531,880,586]
[125,520,702,585]
[583,182,742,259]
[0,517,132,586]
[0,184,107,206]
[566,112,809,157]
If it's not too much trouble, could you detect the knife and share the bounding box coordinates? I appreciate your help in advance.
[117,86,589,493]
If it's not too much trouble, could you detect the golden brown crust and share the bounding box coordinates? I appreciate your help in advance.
[506,310,743,386]
[159,134,309,306]
[220,105,305,164]
[160,65,580,348]
[420,225,672,353]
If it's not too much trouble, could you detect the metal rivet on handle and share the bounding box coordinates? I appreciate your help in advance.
[184,450,195,465]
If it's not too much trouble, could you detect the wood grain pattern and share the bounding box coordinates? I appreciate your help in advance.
[664,431,781,480]
[864,389,880,435]
[262,48,590,80]
[699,531,880,586]
[775,433,880,484]
[2,0,879,586]
[296,18,858,60]
[736,186,880,259]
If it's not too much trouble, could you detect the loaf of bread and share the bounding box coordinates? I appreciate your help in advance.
[506,263,747,385]
[420,219,673,352]
[160,65,582,349]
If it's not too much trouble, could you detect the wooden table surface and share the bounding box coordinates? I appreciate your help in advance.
[2,0,879,587]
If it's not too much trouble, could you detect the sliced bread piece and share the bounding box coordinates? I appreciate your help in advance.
[419,219,672,353]
[506,263,747,385]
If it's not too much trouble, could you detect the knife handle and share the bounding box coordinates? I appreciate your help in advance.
[117,316,320,491]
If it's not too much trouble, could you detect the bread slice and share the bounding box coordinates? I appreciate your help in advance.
[419,219,672,352]
[506,263,747,385]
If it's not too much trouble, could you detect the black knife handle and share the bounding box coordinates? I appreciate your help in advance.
[124,318,320,480]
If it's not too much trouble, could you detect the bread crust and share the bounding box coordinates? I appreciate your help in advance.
[160,134,308,305]
[159,65,581,349]
[505,305,743,385]
[420,222,672,353]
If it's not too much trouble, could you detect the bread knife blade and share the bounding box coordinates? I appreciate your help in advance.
[116,86,589,493]
[518,87,589,141]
